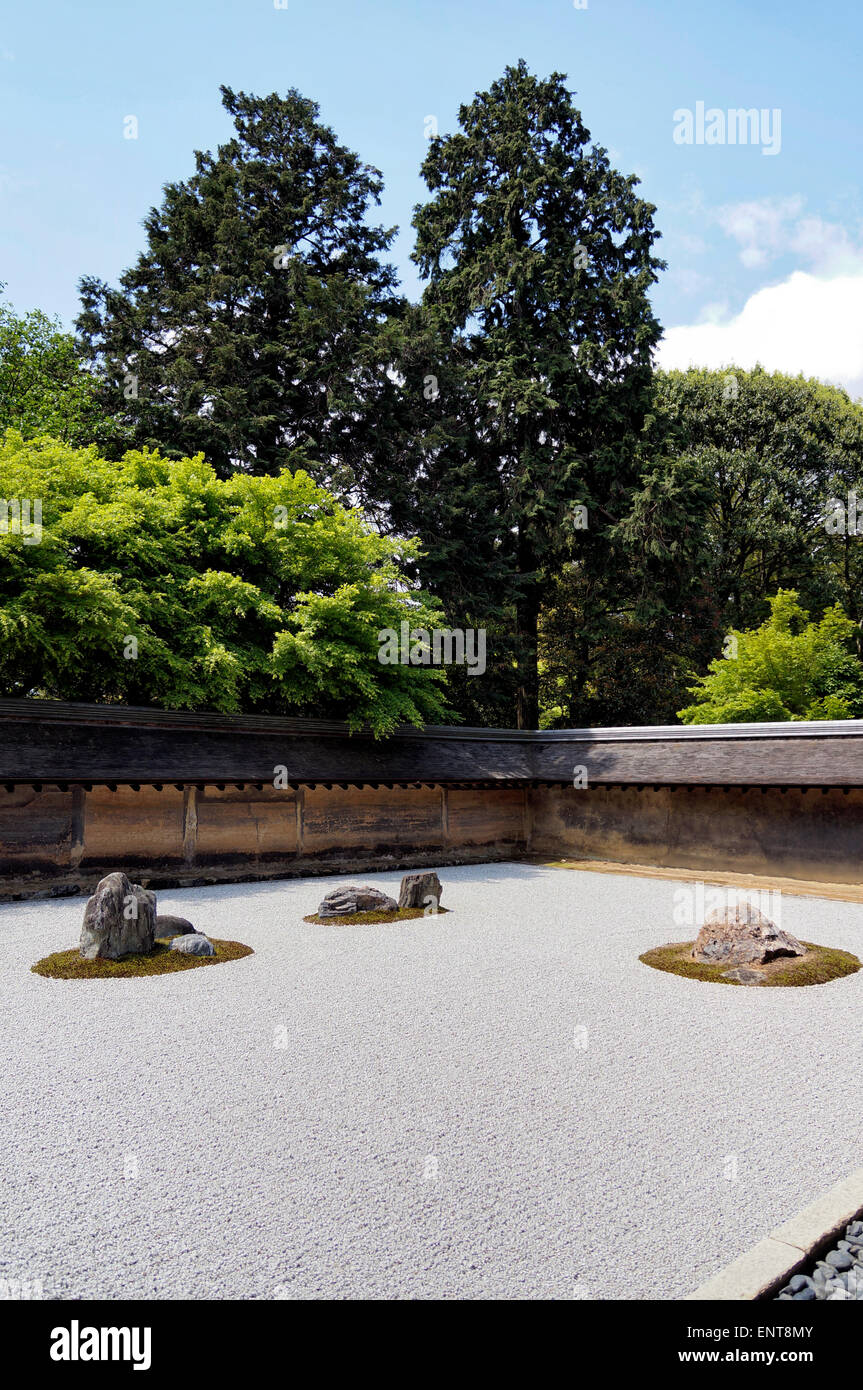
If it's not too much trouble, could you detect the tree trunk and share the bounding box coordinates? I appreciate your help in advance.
[515,611,539,728]
[515,559,540,729]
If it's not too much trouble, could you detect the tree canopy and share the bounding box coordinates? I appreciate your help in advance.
[397,60,665,726]
[678,590,863,724]
[0,288,100,444]
[76,86,401,490]
[0,431,450,733]
[3,68,863,731]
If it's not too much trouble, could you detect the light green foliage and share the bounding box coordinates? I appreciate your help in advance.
[0,290,99,443]
[0,433,451,733]
[678,590,863,724]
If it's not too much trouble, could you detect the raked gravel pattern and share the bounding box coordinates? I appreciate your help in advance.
[3,863,863,1301]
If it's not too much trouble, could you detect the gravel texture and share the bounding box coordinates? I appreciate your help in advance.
[2,862,863,1301]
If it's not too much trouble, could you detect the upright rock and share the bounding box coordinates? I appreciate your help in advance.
[692,902,805,966]
[398,872,443,911]
[317,885,398,918]
[79,872,157,960]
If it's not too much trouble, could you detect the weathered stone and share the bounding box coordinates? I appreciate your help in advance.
[79,872,157,960]
[788,1275,813,1292]
[826,1250,854,1272]
[317,884,398,918]
[170,933,214,956]
[398,872,443,911]
[155,914,196,939]
[692,902,806,966]
[722,966,767,984]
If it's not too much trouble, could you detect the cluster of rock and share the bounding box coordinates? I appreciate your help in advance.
[691,902,806,984]
[79,872,213,959]
[316,872,443,919]
[775,1220,863,1300]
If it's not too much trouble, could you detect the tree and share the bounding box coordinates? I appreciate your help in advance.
[655,366,863,637]
[533,365,863,729]
[0,288,99,443]
[76,86,402,487]
[539,452,720,726]
[0,431,451,734]
[410,61,665,726]
[678,590,863,724]
[359,305,523,726]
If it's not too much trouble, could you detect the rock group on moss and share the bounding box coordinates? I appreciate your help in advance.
[79,873,208,960]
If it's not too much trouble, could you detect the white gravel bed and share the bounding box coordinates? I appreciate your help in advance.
[2,862,863,1301]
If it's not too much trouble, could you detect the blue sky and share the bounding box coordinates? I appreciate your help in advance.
[2,0,862,394]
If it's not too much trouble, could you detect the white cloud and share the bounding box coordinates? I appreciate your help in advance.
[712,195,863,276]
[658,268,863,401]
[716,195,804,268]
[673,269,709,297]
[789,215,863,274]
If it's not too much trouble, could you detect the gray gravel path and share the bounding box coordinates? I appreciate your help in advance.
[3,863,863,1301]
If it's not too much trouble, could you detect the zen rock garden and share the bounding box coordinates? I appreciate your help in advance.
[312,872,444,922]
[33,868,447,980]
[690,902,806,984]
[28,871,258,980]
[13,861,863,1304]
[640,897,860,988]
[80,871,214,959]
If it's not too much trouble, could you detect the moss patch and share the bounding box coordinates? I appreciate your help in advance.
[32,938,253,980]
[303,907,451,925]
[639,940,860,987]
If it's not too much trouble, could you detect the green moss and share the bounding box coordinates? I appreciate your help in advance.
[303,907,451,925]
[639,940,860,987]
[32,938,253,980]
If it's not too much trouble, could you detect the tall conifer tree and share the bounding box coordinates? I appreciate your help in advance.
[77,86,401,483]
[411,61,664,726]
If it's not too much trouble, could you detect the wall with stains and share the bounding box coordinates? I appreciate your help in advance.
[0,782,529,898]
[527,784,863,885]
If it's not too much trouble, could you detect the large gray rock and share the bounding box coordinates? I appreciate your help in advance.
[692,902,806,966]
[398,872,443,911]
[79,872,157,960]
[317,884,398,918]
[170,933,214,957]
[155,915,196,939]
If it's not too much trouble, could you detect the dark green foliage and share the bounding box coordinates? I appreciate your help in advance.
[655,366,863,636]
[540,367,863,727]
[76,86,402,488]
[678,590,863,724]
[407,61,665,726]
